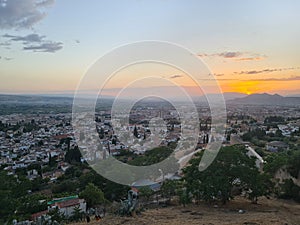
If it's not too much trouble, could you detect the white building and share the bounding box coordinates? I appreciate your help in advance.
[47,195,86,218]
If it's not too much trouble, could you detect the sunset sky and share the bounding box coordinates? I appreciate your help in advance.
[0,0,300,96]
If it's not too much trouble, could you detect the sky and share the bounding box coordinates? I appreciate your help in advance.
[0,0,300,96]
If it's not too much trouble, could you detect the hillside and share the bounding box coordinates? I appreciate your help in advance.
[227,93,300,106]
[72,197,300,225]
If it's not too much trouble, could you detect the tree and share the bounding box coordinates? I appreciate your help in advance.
[112,137,117,145]
[65,146,82,164]
[242,128,266,142]
[47,207,65,223]
[177,187,191,207]
[70,205,84,222]
[263,150,300,203]
[79,183,106,208]
[99,127,105,139]
[48,153,56,167]
[66,137,71,151]
[279,179,300,202]
[264,116,284,124]
[129,146,173,166]
[139,186,154,202]
[287,150,300,178]
[133,125,139,138]
[264,152,289,175]
[17,194,48,216]
[161,180,179,203]
[52,180,79,194]
[244,171,272,203]
[183,145,270,204]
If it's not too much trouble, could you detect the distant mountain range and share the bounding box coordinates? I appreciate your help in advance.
[203,92,247,101]
[227,93,300,106]
[0,94,73,105]
[0,92,300,107]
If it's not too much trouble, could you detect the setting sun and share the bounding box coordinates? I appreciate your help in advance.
[221,81,260,95]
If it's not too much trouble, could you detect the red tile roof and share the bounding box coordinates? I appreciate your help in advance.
[31,210,48,220]
[55,198,80,208]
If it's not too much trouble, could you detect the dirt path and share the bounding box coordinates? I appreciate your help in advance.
[72,197,300,225]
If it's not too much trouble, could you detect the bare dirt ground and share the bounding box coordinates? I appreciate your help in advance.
[73,197,300,225]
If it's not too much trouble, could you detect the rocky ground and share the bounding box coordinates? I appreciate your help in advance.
[72,197,300,225]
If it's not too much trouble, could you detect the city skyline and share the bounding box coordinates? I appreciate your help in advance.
[0,0,300,96]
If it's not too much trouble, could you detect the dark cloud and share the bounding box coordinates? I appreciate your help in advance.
[3,33,45,43]
[218,51,242,58]
[2,33,63,53]
[214,73,224,77]
[198,51,266,61]
[208,73,224,77]
[0,0,55,29]
[0,1,62,53]
[170,75,183,79]
[23,41,63,53]
[36,0,55,7]
[235,67,300,75]
[197,53,209,57]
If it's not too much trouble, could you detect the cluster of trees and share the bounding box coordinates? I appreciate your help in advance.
[264,150,300,202]
[126,145,273,207]
[51,163,129,202]
[183,145,272,204]
[138,145,299,206]
[64,146,82,164]
[0,170,48,223]
[241,127,300,149]
[79,183,107,208]
[0,160,129,223]
[264,116,285,125]
[242,128,267,142]
[128,146,173,166]
[1,143,299,223]
[135,146,278,207]
[0,120,39,133]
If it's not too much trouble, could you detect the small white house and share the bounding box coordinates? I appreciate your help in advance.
[48,195,86,218]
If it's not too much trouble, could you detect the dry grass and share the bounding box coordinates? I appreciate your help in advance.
[72,197,300,225]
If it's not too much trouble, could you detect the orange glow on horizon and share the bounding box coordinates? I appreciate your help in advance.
[222,81,260,95]
[220,79,300,95]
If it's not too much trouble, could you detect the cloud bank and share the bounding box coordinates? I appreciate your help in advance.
[0,0,55,29]
[3,33,45,43]
[3,33,63,53]
[0,1,62,53]
[198,51,266,61]
[23,41,63,52]
[235,67,300,75]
